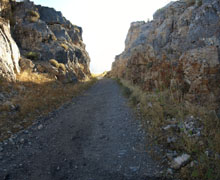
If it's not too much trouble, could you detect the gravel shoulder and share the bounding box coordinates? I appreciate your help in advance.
[0,78,166,180]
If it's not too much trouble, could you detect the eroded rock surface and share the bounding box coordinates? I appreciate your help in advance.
[0,17,20,81]
[112,0,220,104]
[10,0,90,82]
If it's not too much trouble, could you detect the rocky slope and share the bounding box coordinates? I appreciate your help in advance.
[112,0,220,105]
[0,0,91,82]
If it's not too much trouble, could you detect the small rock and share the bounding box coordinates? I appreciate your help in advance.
[167,137,177,144]
[147,102,153,108]
[129,166,139,172]
[20,138,25,144]
[171,154,191,169]
[9,138,15,144]
[0,146,3,152]
[0,93,5,101]
[38,124,43,130]
[162,124,176,131]
[167,168,173,175]
[166,151,177,161]
[190,161,194,167]
[13,124,23,130]
[119,150,127,156]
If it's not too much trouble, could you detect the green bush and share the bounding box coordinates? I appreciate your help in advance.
[25,52,39,60]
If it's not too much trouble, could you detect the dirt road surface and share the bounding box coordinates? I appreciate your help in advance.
[0,79,166,180]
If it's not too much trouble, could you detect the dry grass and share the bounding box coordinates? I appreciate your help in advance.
[27,10,40,23]
[49,59,66,71]
[49,59,60,68]
[59,63,66,71]
[116,78,220,180]
[0,71,97,141]
[60,43,69,51]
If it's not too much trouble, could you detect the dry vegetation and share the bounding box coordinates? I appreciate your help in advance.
[116,78,220,180]
[0,71,97,141]
[25,51,39,60]
[49,59,66,71]
[60,43,69,51]
[27,10,40,23]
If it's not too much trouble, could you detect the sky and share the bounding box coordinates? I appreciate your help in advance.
[33,0,173,74]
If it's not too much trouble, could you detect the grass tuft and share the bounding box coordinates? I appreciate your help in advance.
[25,52,39,60]
[49,59,60,68]
[49,59,66,71]
[60,43,69,51]
[27,10,40,23]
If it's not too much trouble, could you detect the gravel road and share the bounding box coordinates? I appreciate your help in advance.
[0,78,166,180]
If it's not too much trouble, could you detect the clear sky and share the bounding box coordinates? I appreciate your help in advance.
[33,0,173,74]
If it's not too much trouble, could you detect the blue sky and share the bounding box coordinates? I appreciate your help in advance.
[33,0,173,73]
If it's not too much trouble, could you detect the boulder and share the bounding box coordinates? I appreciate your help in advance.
[19,58,34,71]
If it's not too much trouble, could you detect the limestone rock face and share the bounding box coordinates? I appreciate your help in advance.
[11,0,90,81]
[0,17,20,81]
[112,0,220,104]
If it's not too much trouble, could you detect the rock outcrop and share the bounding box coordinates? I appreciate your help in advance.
[112,0,220,104]
[7,0,90,82]
[0,17,20,81]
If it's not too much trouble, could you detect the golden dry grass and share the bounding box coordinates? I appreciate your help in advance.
[49,59,66,71]
[0,71,97,141]
[60,43,69,51]
[49,59,60,68]
[27,10,40,23]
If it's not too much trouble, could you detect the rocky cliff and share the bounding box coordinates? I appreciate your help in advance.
[112,0,220,105]
[0,0,90,82]
[0,0,20,81]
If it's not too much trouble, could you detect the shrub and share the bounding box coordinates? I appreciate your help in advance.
[59,63,66,72]
[27,10,40,23]
[60,43,68,51]
[49,59,66,71]
[49,59,60,68]
[185,0,196,7]
[74,27,80,33]
[25,52,39,60]
[27,10,40,18]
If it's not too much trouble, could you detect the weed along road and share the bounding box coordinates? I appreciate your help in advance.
[0,79,165,180]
